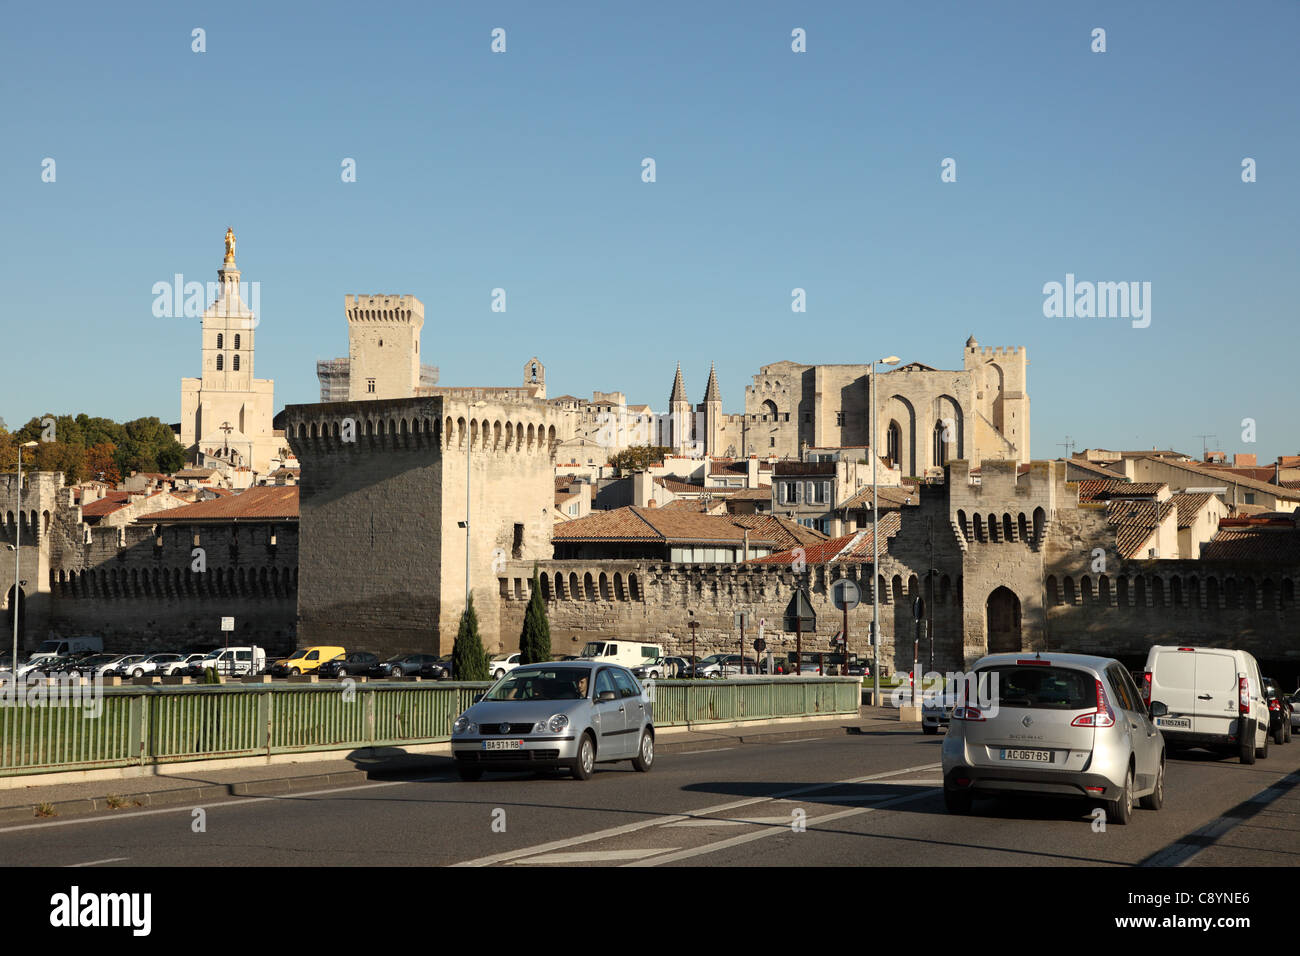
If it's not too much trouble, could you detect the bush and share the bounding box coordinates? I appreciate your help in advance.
[451,594,490,681]
[518,566,551,665]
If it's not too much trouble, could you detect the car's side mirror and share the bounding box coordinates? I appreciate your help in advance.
[1149,701,1167,718]
[472,693,484,703]
[598,690,617,702]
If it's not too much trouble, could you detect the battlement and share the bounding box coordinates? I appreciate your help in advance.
[0,471,67,506]
[345,294,424,324]
[975,346,1026,358]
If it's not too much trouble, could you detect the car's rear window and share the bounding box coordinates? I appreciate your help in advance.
[979,665,1098,710]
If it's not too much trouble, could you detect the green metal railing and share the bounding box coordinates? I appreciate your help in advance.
[0,677,859,777]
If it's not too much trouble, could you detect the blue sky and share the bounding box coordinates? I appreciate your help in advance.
[2,0,1296,462]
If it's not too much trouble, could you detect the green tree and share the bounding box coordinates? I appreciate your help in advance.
[451,593,490,681]
[518,566,552,664]
[608,444,672,475]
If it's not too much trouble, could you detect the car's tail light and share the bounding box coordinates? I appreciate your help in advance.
[1017,659,1051,666]
[1239,677,1250,715]
[954,776,971,787]
[1140,672,1152,706]
[953,706,985,721]
[1071,679,1116,727]
[1269,698,1279,712]
[1085,786,1106,794]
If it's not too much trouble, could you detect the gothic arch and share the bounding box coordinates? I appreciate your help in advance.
[986,586,1022,654]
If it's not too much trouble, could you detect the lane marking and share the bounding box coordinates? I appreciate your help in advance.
[677,748,734,755]
[67,857,128,867]
[0,775,452,836]
[624,789,937,866]
[508,848,674,865]
[451,762,940,867]
[666,815,802,828]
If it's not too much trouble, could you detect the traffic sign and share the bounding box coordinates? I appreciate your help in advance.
[831,579,861,611]
[784,589,816,631]
[734,611,750,629]
[221,617,234,632]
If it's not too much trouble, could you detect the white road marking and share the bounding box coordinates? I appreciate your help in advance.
[666,814,805,827]
[677,748,734,755]
[67,857,128,867]
[0,775,451,836]
[508,848,675,864]
[624,790,937,866]
[452,762,941,867]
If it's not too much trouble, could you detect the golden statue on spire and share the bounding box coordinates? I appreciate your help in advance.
[224,227,236,264]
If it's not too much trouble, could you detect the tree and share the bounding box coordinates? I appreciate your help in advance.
[518,566,552,664]
[608,444,672,475]
[85,443,122,484]
[451,593,490,681]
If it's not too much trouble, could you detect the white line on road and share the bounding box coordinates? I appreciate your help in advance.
[677,748,735,755]
[624,790,937,867]
[0,775,451,836]
[67,858,128,867]
[508,848,676,865]
[451,762,941,867]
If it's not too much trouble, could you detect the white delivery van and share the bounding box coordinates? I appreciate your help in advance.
[26,636,104,666]
[578,640,662,670]
[1142,645,1271,764]
[198,646,267,677]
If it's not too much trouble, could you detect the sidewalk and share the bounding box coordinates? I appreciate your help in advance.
[0,706,912,824]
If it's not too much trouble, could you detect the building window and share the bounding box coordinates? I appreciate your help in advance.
[234,334,240,350]
[781,482,798,505]
[836,412,844,426]
[233,355,240,371]
[1244,493,1255,505]
[216,333,223,349]
[512,523,525,559]
[367,378,376,393]
[770,437,775,447]
[216,355,223,371]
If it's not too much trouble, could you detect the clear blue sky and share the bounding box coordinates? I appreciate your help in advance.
[2,0,1296,462]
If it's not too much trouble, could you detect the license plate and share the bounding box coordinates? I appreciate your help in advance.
[1001,748,1052,763]
[1156,717,1191,729]
[483,740,523,751]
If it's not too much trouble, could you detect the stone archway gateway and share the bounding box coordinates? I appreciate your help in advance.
[5,585,25,645]
[986,586,1021,654]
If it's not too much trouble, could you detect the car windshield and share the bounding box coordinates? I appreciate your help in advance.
[485,668,591,701]
[579,642,606,658]
[980,665,1098,710]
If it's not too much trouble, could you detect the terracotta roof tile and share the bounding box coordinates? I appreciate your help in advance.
[748,514,901,565]
[1106,499,1175,558]
[1170,492,1215,530]
[142,486,299,523]
[1201,525,1300,562]
[839,485,918,510]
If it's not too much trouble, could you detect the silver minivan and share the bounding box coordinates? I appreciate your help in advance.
[941,652,1165,825]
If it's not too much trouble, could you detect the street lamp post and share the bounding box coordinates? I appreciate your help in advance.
[12,441,38,678]
[870,356,900,709]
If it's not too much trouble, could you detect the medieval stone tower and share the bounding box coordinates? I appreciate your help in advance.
[963,337,1030,464]
[284,395,565,652]
[179,230,278,473]
[344,295,425,401]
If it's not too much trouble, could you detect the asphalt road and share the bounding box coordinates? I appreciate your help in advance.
[1,725,1296,867]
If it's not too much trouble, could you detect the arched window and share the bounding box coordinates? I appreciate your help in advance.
[886,421,902,467]
[234,334,240,350]
[216,354,223,371]
[233,355,240,371]
[1046,575,1059,605]
[1002,514,1014,541]
[1063,577,1076,605]
[1081,576,1093,605]
[217,333,223,349]
[933,421,951,467]
[1098,574,1111,606]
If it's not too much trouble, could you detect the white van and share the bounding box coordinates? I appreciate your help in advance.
[198,646,267,677]
[1142,645,1271,764]
[25,637,104,667]
[578,640,662,670]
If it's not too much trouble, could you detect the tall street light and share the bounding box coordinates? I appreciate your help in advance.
[871,356,900,709]
[12,441,38,678]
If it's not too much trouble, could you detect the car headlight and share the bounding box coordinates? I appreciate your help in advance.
[535,714,569,734]
[452,715,477,736]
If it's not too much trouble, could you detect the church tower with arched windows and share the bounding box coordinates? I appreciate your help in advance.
[179,229,279,474]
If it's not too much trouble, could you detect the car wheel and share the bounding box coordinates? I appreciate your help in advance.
[1274,722,1286,745]
[494,669,505,679]
[1105,765,1134,825]
[289,667,300,677]
[390,667,403,678]
[1256,726,1269,760]
[1138,756,1164,810]
[943,788,972,814]
[571,733,596,780]
[337,668,347,679]
[632,730,654,772]
[132,668,145,678]
[458,764,483,782]
[922,724,937,735]
[1285,721,1292,743]
[1240,720,1257,764]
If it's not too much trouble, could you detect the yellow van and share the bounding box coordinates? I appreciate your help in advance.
[271,646,346,677]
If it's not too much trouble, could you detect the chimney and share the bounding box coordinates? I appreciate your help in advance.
[747,456,760,487]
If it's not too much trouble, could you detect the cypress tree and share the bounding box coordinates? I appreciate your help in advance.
[451,593,490,681]
[519,566,552,664]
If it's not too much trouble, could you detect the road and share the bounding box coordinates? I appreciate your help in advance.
[1,724,1296,867]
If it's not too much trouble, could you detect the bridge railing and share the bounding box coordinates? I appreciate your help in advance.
[0,677,860,777]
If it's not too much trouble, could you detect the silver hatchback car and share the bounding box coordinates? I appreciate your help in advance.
[451,661,654,780]
[941,652,1166,824]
